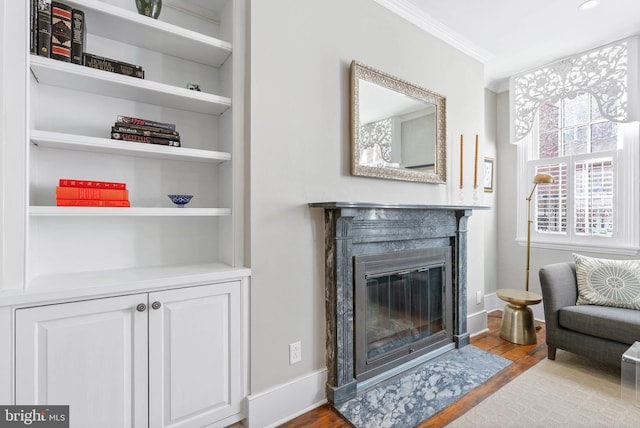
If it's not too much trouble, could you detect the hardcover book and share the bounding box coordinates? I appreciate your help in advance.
[37,0,52,57]
[51,2,73,62]
[111,131,181,147]
[30,0,38,54]
[71,8,85,65]
[83,53,145,79]
[113,121,179,136]
[59,179,127,190]
[112,125,181,142]
[56,199,131,207]
[56,186,129,200]
[117,115,176,132]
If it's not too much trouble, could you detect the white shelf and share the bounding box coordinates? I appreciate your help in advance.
[30,130,231,163]
[60,0,232,67]
[29,207,232,217]
[30,56,231,115]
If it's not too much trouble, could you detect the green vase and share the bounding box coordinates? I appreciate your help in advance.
[136,0,162,19]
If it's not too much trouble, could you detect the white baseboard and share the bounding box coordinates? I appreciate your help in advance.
[246,309,495,427]
[246,368,327,428]
[485,292,500,312]
[467,309,488,337]
[247,310,497,426]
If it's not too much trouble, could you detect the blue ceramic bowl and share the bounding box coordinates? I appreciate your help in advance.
[168,194,193,207]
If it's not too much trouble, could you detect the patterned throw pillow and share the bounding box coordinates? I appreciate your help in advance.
[574,253,640,310]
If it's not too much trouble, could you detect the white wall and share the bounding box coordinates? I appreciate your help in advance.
[483,89,498,297]
[248,0,487,421]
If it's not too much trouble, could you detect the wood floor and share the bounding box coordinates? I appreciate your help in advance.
[278,311,548,428]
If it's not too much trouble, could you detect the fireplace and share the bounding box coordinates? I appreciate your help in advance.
[309,202,484,405]
[354,247,453,382]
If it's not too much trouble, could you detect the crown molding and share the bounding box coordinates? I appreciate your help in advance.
[487,77,510,94]
[371,0,493,64]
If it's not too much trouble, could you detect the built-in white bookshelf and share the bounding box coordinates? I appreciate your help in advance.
[1,0,246,294]
[0,4,248,424]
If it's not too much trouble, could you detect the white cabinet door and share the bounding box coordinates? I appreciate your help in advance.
[15,294,149,428]
[148,282,241,428]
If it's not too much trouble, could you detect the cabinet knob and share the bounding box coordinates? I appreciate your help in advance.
[151,301,162,310]
[136,303,147,312]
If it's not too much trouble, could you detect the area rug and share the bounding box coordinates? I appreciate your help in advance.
[336,345,512,428]
[448,350,640,427]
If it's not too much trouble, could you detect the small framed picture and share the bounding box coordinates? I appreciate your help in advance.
[483,157,494,193]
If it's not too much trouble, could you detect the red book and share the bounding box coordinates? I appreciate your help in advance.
[56,187,129,200]
[59,179,127,190]
[56,199,130,207]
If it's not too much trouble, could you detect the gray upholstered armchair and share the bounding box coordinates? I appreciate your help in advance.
[539,262,640,367]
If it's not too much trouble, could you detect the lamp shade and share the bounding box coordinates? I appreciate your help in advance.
[533,173,555,184]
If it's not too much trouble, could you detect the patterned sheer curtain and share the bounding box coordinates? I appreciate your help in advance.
[512,37,639,245]
[510,36,640,143]
[359,118,393,167]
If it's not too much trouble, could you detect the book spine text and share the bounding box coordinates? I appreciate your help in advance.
[71,9,85,65]
[111,131,181,147]
[113,121,179,136]
[116,115,176,132]
[37,0,52,57]
[59,179,127,189]
[56,187,129,200]
[112,126,181,142]
[83,53,145,79]
[56,199,131,207]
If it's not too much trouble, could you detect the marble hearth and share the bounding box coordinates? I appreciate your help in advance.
[310,202,486,405]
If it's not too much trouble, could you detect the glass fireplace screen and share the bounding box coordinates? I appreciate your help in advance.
[354,248,453,381]
[365,266,444,360]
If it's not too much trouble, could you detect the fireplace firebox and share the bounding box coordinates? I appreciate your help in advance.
[354,248,452,381]
[309,202,486,406]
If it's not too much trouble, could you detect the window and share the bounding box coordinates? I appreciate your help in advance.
[518,93,639,253]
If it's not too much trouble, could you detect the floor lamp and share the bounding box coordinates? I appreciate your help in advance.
[525,173,555,292]
[496,172,555,345]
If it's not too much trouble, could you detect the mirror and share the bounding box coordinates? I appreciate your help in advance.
[350,61,446,184]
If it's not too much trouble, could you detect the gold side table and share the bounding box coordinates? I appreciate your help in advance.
[496,288,542,345]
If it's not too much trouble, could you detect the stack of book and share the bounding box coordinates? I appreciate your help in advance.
[31,1,85,64]
[56,179,130,207]
[111,115,181,147]
[31,1,145,79]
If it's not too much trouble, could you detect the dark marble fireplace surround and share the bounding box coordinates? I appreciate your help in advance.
[310,202,486,405]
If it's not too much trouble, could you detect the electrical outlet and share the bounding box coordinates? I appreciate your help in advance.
[476,290,483,305]
[289,341,302,364]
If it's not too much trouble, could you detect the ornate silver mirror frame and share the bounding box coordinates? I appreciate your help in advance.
[350,61,447,184]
